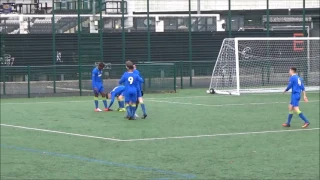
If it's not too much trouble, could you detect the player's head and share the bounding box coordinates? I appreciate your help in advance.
[98,62,105,70]
[127,64,134,71]
[126,61,134,71]
[107,92,111,99]
[289,67,297,75]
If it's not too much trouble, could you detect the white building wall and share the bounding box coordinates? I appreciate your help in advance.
[131,0,320,12]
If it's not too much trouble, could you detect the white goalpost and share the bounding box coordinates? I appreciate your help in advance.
[208,37,320,95]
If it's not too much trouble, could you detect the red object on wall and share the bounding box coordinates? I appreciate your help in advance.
[293,33,304,51]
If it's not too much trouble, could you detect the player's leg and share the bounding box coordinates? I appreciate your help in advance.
[293,105,310,128]
[117,95,125,112]
[138,97,147,119]
[129,93,138,120]
[124,93,131,119]
[283,104,294,127]
[292,95,310,127]
[93,88,101,112]
[99,87,109,111]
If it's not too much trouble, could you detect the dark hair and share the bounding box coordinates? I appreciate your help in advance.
[290,67,297,73]
[127,64,134,70]
[98,62,105,68]
[126,60,133,66]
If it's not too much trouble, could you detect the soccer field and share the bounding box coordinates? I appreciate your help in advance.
[1,89,319,180]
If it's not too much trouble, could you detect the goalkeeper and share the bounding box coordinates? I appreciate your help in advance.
[282,67,310,128]
[107,85,126,111]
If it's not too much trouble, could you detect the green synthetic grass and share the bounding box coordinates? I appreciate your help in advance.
[1,89,319,179]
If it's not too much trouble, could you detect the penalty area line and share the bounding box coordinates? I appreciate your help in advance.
[120,128,320,142]
[147,99,319,107]
[0,124,122,142]
[1,123,319,142]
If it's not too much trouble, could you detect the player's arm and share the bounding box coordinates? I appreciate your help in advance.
[137,76,144,83]
[108,94,116,109]
[119,74,126,85]
[92,70,98,91]
[283,77,293,93]
[301,79,308,102]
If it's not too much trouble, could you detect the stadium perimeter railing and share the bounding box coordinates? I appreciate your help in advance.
[0,60,217,98]
[0,0,317,97]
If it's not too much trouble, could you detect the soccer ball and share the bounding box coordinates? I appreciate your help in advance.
[207,88,215,94]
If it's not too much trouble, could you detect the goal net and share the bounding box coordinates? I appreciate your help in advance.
[208,37,320,95]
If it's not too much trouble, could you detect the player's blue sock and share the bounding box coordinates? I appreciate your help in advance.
[125,104,131,117]
[118,101,121,108]
[297,110,309,123]
[120,101,125,108]
[286,111,294,124]
[102,99,108,108]
[94,97,99,109]
[131,104,137,118]
[140,103,147,115]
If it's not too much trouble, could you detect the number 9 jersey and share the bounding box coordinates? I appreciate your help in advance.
[119,72,144,103]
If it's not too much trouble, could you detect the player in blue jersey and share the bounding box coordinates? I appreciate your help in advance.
[119,61,144,120]
[92,62,108,112]
[282,67,310,128]
[107,85,126,111]
[133,63,147,119]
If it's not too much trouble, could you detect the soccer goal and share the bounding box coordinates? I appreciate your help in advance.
[208,37,320,95]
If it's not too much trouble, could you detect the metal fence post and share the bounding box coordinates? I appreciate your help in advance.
[77,0,82,96]
[188,0,193,87]
[52,0,56,93]
[121,0,125,64]
[27,66,30,98]
[147,0,151,88]
[3,67,6,95]
[302,0,306,36]
[173,63,177,93]
[99,0,103,62]
[302,0,308,85]
[180,61,183,89]
[228,0,232,37]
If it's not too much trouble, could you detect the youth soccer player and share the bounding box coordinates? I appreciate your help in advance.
[92,62,108,112]
[107,85,126,111]
[282,67,310,128]
[133,63,147,119]
[119,61,144,120]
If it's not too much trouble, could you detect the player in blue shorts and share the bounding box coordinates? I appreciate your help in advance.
[107,85,126,111]
[92,62,108,112]
[133,63,147,119]
[119,61,144,120]
[282,67,310,128]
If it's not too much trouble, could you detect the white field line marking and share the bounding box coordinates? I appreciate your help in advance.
[1,123,319,142]
[120,128,320,142]
[0,92,319,105]
[148,99,319,107]
[0,96,217,105]
[0,124,122,142]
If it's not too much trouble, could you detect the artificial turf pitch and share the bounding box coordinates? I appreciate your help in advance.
[1,89,319,179]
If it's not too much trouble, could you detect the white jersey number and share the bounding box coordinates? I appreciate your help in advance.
[128,77,134,84]
[298,78,302,86]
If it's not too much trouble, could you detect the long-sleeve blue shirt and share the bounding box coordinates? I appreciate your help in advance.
[285,74,305,94]
[108,86,125,108]
[119,72,144,93]
[133,69,143,90]
[92,68,103,88]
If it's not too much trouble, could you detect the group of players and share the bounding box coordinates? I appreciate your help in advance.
[91,61,147,120]
[92,62,311,126]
